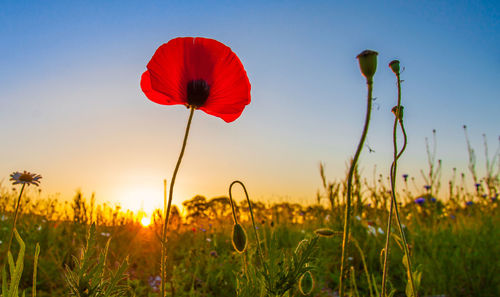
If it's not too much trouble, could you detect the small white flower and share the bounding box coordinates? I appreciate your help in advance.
[355,215,361,221]
[348,257,353,261]
[206,238,212,242]
[0,240,3,245]
[10,171,42,186]
[100,232,110,237]
[325,214,331,221]
[37,225,42,231]
[367,225,376,235]
[377,227,384,234]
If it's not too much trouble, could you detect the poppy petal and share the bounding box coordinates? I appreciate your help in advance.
[140,71,186,106]
[142,37,251,121]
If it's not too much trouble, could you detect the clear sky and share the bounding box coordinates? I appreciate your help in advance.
[1,0,499,214]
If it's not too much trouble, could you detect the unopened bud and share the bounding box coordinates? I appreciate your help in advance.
[356,50,378,83]
[299,271,315,295]
[232,223,247,253]
[314,228,338,237]
[389,60,400,75]
[391,105,404,121]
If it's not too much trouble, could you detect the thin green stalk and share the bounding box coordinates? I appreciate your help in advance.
[390,124,417,297]
[160,178,167,296]
[381,69,416,297]
[5,183,26,255]
[339,80,373,297]
[229,180,268,275]
[161,107,195,297]
[381,71,403,296]
[352,238,375,297]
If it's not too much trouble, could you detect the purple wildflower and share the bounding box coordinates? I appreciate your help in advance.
[466,201,474,206]
[415,197,425,205]
[424,185,431,191]
[402,174,409,181]
[415,198,425,204]
[431,197,437,202]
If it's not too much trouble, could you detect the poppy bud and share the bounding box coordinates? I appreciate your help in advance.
[299,271,314,295]
[232,223,247,253]
[356,50,378,83]
[389,60,400,75]
[314,228,337,237]
[391,105,404,121]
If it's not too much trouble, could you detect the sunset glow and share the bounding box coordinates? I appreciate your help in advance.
[140,217,151,227]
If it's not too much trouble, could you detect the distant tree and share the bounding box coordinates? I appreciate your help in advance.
[207,196,232,222]
[183,195,209,224]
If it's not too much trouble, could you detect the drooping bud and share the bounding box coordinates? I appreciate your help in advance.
[389,60,400,75]
[314,228,338,238]
[356,50,378,83]
[299,271,315,295]
[231,223,247,253]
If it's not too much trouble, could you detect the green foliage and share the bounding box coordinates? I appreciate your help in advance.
[1,229,40,297]
[63,223,129,297]
[2,229,26,297]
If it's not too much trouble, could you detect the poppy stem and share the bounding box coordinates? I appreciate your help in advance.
[229,181,268,275]
[381,69,416,297]
[381,71,403,296]
[161,106,195,297]
[5,183,26,256]
[339,79,373,297]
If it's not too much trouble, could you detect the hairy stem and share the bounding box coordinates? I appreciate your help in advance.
[229,180,268,275]
[161,107,195,297]
[339,80,373,296]
[5,183,26,255]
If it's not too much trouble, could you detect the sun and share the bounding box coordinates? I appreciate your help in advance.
[141,217,151,227]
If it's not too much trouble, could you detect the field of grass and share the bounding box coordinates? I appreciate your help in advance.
[0,166,498,297]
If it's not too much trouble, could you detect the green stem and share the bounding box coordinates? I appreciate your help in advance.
[229,180,268,275]
[339,80,373,297]
[381,72,402,296]
[391,122,417,297]
[161,107,195,297]
[381,72,416,297]
[5,183,26,255]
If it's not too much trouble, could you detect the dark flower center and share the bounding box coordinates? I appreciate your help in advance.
[187,79,210,108]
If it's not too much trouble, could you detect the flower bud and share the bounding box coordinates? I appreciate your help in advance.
[389,60,400,75]
[299,271,314,295]
[356,50,378,83]
[314,228,338,237]
[391,105,404,121]
[231,223,247,253]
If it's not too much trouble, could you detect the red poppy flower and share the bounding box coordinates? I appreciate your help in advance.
[141,37,251,122]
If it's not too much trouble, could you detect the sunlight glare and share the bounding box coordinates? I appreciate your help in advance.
[141,217,151,227]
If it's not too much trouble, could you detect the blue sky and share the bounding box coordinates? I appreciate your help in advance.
[1,0,499,213]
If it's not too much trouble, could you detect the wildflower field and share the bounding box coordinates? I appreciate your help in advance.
[1,150,498,297]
